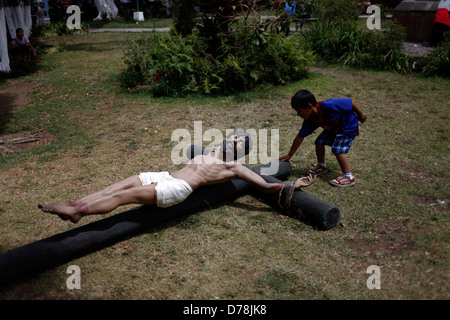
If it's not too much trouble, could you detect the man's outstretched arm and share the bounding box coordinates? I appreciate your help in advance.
[232,163,315,193]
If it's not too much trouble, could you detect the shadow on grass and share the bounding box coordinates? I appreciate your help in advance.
[227,201,274,213]
[0,69,36,134]
[0,101,14,134]
[0,61,38,133]
[64,39,124,52]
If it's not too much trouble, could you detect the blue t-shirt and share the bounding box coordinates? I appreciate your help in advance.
[298,98,359,138]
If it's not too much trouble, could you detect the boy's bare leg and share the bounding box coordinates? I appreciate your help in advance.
[39,184,156,223]
[315,144,326,164]
[334,153,351,174]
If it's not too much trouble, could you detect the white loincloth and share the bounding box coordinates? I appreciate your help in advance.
[138,171,193,208]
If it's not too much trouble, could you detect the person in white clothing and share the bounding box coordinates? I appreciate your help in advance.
[35,1,45,26]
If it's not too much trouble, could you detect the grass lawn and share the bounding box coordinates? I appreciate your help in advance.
[0,31,448,300]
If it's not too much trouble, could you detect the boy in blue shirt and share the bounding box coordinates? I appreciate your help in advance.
[280,89,367,187]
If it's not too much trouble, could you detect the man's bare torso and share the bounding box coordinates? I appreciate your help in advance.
[171,152,238,190]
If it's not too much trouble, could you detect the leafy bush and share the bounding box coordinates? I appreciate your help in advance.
[418,35,450,78]
[299,20,412,74]
[300,20,363,62]
[119,29,313,96]
[31,22,90,37]
[344,22,412,73]
[119,32,196,96]
[314,0,360,22]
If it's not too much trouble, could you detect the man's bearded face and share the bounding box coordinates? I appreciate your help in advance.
[220,135,246,161]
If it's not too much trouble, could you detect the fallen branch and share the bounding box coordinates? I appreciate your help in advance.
[0,134,41,145]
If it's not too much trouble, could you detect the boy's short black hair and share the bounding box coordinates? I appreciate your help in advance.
[16,28,23,33]
[291,89,317,109]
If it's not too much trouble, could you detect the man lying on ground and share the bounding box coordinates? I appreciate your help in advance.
[39,130,315,223]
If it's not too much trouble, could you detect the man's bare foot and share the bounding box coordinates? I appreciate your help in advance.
[68,200,83,207]
[38,203,84,223]
[295,174,316,188]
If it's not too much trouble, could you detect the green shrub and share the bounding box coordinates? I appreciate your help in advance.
[345,22,412,73]
[300,20,363,62]
[299,20,412,74]
[263,35,314,85]
[119,29,313,96]
[418,35,450,78]
[118,64,142,89]
[119,32,196,96]
[31,22,89,37]
[314,0,360,22]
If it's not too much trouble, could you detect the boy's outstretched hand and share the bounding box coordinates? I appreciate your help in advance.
[352,103,367,124]
[295,174,316,189]
[279,154,292,162]
[357,112,367,123]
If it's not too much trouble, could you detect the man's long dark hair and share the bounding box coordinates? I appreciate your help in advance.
[222,130,252,161]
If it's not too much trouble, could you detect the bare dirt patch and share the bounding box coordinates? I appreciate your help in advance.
[347,231,416,258]
[0,132,55,154]
[0,81,55,153]
[346,219,416,258]
[0,80,35,113]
